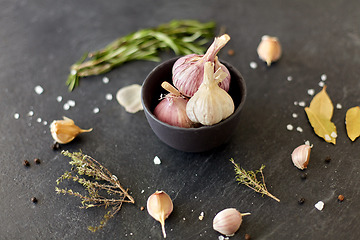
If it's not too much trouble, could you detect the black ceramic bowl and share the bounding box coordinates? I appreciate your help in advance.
[141,57,247,152]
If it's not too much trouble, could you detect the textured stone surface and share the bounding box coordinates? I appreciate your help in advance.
[1,0,360,239]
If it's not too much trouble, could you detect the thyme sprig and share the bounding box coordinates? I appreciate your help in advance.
[230,158,280,202]
[56,150,135,232]
[66,19,216,91]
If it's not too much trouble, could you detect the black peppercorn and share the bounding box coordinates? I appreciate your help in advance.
[34,158,40,164]
[245,234,251,240]
[300,172,307,180]
[325,156,331,163]
[23,160,30,166]
[31,197,38,203]
[298,198,305,204]
[51,142,61,150]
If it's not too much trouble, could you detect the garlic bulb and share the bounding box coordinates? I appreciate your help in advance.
[172,34,231,97]
[50,116,92,144]
[213,208,250,236]
[186,61,234,125]
[257,35,282,66]
[147,190,173,238]
[153,82,193,128]
[291,144,312,170]
[116,84,143,113]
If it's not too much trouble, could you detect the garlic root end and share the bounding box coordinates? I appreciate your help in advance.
[161,222,167,238]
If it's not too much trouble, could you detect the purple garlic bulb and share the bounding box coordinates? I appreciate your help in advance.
[172,34,231,97]
[153,82,193,128]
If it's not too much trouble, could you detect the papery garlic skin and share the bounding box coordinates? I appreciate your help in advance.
[186,62,234,126]
[291,144,312,170]
[172,34,231,97]
[116,84,143,113]
[147,191,173,238]
[257,35,282,66]
[50,116,92,144]
[213,208,245,236]
[154,94,193,128]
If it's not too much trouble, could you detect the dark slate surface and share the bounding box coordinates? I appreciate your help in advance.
[1,0,360,239]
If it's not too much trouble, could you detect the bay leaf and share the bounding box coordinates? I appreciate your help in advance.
[309,86,333,120]
[345,106,360,141]
[305,107,337,144]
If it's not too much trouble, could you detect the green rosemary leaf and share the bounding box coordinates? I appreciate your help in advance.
[66,19,216,91]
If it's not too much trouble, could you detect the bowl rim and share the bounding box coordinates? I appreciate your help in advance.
[141,57,247,132]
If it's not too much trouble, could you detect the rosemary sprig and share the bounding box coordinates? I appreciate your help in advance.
[230,158,280,202]
[66,19,216,91]
[56,150,135,232]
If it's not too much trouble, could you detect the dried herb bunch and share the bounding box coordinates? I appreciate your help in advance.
[66,19,216,91]
[56,150,135,232]
[230,159,280,202]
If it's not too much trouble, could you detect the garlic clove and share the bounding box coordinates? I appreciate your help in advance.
[116,84,143,113]
[213,208,250,237]
[291,144,312,170]
[186,62,234,126]
[257,35,282,66]
[147,190,173,238]
[50,116,92,144]
[172,34,231,97]
[153,82,193,128]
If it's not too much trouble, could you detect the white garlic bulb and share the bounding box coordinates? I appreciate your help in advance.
[186,61,234,126]
[291,144,312,170]
[257,35,282,66]
[172,34,231,97]
[147,190,173,238]
[213,208,250,236]
[50,116,92,144]
[153,82,193,128]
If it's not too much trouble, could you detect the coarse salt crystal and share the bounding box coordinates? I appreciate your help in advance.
[102,77,109,84]
[70,69,77,75]
[57,96,63,102]
[14,113,20,119]
[34,85,44,95]
[319,81,325,87]
[321,74,327,81]
[299,101,306,107]
[249,61,257,69]
[63,103,70,110]
[287,76,293,81]
[153,156,161,165]
[325,134,331,141]
[296,126,303,132]
[28,111,34,117]
[294,101,298,106]
[287,124,294,131]
[93,107,100,114]
[315,201,324,211]
[67,100,75,107]
[292,113,298,118]
[105,93,113,101]
[37,118,42,123]
[331,132,337,138]
[336,103,342,109]
[307,89,315,96]
[43,121,48,125]
[305,140,311,146]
